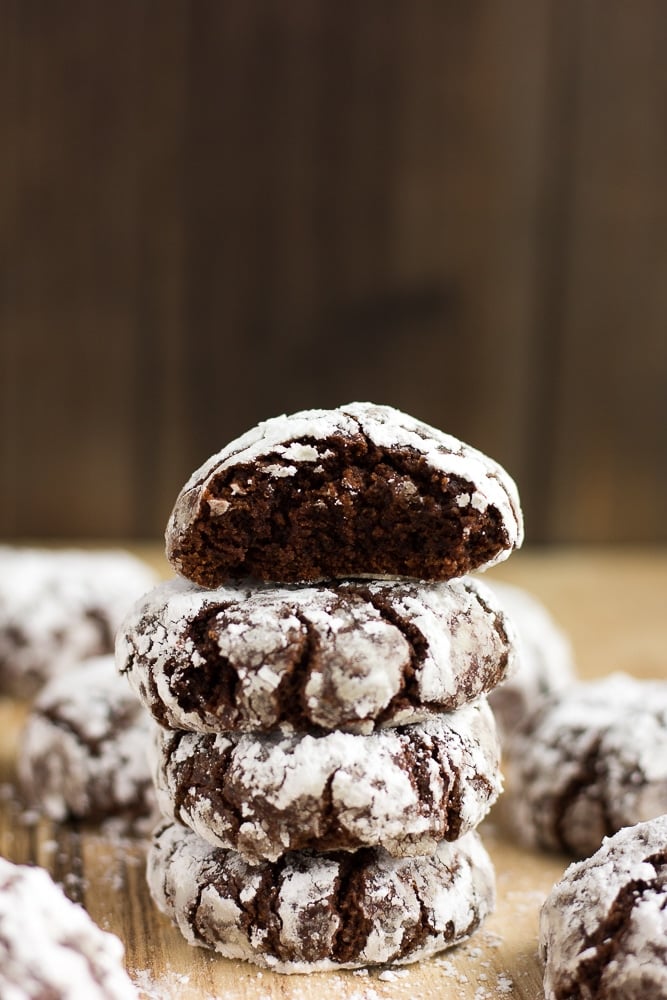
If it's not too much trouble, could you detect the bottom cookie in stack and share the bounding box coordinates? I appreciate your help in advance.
[147,820,496,973]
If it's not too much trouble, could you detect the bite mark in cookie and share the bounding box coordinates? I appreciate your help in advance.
[166,402,523,586]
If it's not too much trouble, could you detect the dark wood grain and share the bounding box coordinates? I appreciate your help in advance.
[543,0,667,542]
[1,2,666,543]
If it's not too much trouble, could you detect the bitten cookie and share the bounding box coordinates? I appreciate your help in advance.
[148,820,496,973]
[117,574,516,735]
[166,402,523,586]
[151,699,501,862]
[487,580,575,739]
[18,655,156,829]
[0,546,157,698]
[504,673,667,857]
[540,816,667,1000]
[0,856,137,999]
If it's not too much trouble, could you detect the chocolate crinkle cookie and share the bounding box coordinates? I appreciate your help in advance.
[148,820,496,973]
[0,855,138,999]
[165,401,523,587]
[0,546,157,698]
[117,574,516,735]
[504,673,667,857]
[540,815,667,1000]
[486,580,575,740]
[18,655,157,831]
[151,699,501,862]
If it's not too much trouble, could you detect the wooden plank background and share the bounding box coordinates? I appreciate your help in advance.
[1,1,666,544]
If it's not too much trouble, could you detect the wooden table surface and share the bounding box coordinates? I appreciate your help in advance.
[1,546,666,999]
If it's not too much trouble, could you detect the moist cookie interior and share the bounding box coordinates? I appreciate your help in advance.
[173,435,509,586]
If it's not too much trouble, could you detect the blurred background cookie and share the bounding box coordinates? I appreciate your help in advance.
[486,579,576,740]
[503,673,667,857]
[0,547,157,698]
[0,855,137,999]
[18,654,157,832]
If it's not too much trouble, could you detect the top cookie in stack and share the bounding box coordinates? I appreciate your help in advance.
[166,401,523,587]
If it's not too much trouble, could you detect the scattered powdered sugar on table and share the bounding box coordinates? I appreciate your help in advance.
[503,889,548,916]
[128,932,519,1000]
[131,969,194,1000]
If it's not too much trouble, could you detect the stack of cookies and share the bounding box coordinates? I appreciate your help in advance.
[117,402,523,973]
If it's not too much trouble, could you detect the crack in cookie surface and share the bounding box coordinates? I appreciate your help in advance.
[152,703,500,862]
[120,576,515,735]
[147,822,496,972]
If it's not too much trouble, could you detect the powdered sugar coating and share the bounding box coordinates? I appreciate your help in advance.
[0,856,137,999]
[18,655,156,828]
[151,699,501,862]
[540,816,667,999]
[148,820,496,972]
[166,402,523,584]
[505,673,667,857]
[487,580,576,739]
[117,575,516,734]
[0,547,157,698]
